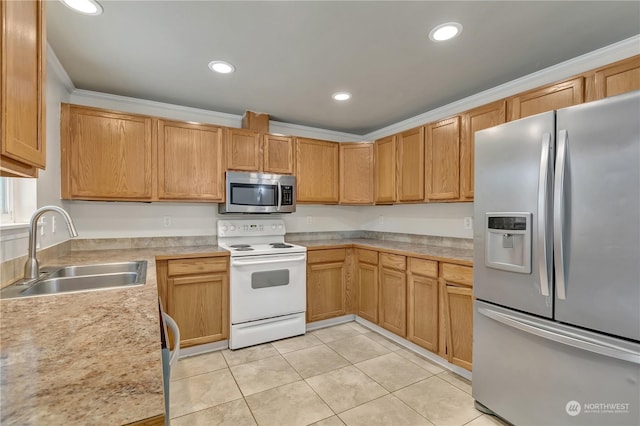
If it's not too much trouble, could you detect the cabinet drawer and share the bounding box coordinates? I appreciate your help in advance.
[409,257,438,278]
[168,257,227,276]
[308,248,346,264]
[440,263,473,286]
[356,249,378,265]
[379,253,406,271]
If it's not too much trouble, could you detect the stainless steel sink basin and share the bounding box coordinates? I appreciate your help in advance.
[0,261,147,299]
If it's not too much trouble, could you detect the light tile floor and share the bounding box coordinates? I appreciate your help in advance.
[170,322,509,426]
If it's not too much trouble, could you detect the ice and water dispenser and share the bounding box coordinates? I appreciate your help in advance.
[485,213,532,274]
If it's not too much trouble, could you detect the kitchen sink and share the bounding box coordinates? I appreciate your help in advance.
[0,261,147,299]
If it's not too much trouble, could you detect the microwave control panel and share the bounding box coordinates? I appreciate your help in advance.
[281,186,294,205]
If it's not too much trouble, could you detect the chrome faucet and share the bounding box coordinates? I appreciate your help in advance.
[24,206,78,280]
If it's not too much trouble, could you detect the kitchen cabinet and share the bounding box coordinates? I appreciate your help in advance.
[355,249,378,323]
[586,55,640,102]
[160,256,229,348]
[508,77,584,121]
[426,117,460,201]
[306,249,347,322]
[407,257,439,352]
[340,143,374,204]
[226,128,262,171]
[459,101,506,200]
[157,119,225,201]
[0,0,46,177]
[378,252,407,337]
[61,104,153,200]
[296,137,339,203]
[397,127,425,202]
[374,135,396,203]
[263,134,294,174]
[440,262,473,371]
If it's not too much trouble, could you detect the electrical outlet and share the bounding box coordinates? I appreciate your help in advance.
[163,216,172,227]
[52,216,56,233]
[464,217,473,230]
[306,216,313,225]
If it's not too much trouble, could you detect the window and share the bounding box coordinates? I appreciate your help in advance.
[0,177,14,223]
[0,177,37,226]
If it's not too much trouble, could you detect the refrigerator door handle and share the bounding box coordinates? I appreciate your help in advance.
[478,307,640,365]
[554,129,568,300]
[537,133,552,297]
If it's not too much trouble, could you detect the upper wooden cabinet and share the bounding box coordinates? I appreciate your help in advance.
[587,55,640,102]
[340,143,374,205]
[226,128,262,172]
[374,135,396,204]
[157,120,225,201]
[397,127,425,202]
[296,137,339,203]
[426,117,460,201]
[263,134,294,174]
[460,101,506,200]
[0,0,46,177]
[61,104,153,200]
[508,77,584,121]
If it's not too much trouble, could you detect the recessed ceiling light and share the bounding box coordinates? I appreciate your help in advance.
[429,22,463,42]
[332,92,352,101]
[208,61,235,74]
[60,0,103,15]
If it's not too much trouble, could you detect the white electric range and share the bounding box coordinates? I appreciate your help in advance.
[217,219,307,349]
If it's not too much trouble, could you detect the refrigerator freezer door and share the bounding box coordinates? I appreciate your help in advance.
[474,112,554,318]
[555,91,640,341]
[473,301,640,426]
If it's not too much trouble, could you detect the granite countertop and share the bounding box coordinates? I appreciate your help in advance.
[0,246,229,426]
[292,238,474,265]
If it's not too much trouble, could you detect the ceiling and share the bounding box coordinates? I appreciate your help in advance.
[47,1,640,134]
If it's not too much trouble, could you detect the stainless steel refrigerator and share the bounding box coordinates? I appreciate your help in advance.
[473,90,640,425]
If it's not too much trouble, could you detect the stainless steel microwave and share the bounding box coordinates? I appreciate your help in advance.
[219,171,296,214]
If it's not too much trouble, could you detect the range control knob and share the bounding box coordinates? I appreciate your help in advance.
[278,224,283,230]
[230,225,236,231]
[272,225,277,230]
[221,225,228,232]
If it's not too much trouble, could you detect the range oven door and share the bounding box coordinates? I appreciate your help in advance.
[230,253,306,324]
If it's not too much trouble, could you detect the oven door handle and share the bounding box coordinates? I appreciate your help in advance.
[232,255,306,266]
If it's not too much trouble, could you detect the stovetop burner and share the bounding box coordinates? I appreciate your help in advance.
[233,247,254,251]
[270,243,293,248]
[230,244,251,248]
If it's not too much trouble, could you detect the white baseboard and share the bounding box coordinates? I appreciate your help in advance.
[305,314,356,331]
[177,340,228,358]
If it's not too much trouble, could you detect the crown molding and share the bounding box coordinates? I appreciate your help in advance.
[363,35,640,141]
[46,43,75,93]
[269,120,362,142]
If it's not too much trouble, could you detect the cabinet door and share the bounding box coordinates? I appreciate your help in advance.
[407,258,439,352]
[443,283,473,371]
[379,265,407,337]
[374,135,396,203]
[592,55,640,101]
[460,101,506,200]
[61,104,153,200]
[508,77,584,120]
[357,261,378,323]
[340,143,374,204]
[426,117,460,200]
[168,273,229,348]
[1,0,46,172]
[263,134,294,174]
[296,138,339,203]
[397,127,425,202]
[226,128,261,171]
[307,261,346,322]
[157,120,224,201]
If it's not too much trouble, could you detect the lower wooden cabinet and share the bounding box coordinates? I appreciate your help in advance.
[156,256,229,348]
[440,262,474,371]
[407,258,439,352]
[356,249,379,323]
[378,253,407,337]
[307,249,347,322]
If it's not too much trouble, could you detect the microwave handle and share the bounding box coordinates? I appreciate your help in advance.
[277,181,282,212]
